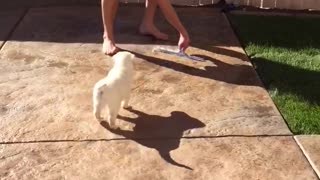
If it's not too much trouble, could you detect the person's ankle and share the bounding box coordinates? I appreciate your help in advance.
[139,22,149,32]
[103,34,114,41]
[140,18,152,27]
[102,40,119,55]
[180,31,189,39]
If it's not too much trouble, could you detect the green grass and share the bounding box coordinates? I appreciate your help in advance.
[228,14,320,134]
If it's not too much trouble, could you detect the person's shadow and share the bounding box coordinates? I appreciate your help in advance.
[123,50,263,87]
[100,107,205,170]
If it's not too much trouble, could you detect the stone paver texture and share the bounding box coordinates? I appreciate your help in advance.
[295,135,320,177]
[1,6,315,180]
[0,7,291,142]
[0,137,318,180]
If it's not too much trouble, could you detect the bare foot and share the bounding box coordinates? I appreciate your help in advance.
[139,24,169,40]
[123,105,132,110]
[102,39,120,55]
[109,121,117,129]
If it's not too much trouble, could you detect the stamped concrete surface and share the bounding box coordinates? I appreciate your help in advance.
[1,6,316,180]
[0,9,25,48]
[295,135,320,177]
[0,7,291,142]
[0,137,317,180]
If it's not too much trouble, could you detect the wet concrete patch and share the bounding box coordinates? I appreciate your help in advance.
[5,49,45,64]
[47,61,68,68]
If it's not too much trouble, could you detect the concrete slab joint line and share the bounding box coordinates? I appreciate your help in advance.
[0,9,28,50]
[0,137,319,179]
[295,136,320,179]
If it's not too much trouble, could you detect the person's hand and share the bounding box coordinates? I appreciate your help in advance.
[178,32,190,52]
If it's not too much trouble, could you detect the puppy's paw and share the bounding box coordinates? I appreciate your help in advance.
[109,123,118,129]
[94,113,102,120]
[109,120,118,129]
[109,125,118,129]
[123,105,132,110]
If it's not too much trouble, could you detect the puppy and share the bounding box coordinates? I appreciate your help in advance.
[93,51,135,129]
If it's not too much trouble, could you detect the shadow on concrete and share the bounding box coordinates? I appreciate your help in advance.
[1,6,258,87]
[0,6,238,47]
[100,107,205,170]
[128,50,262,86]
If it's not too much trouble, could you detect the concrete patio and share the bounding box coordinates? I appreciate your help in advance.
[0,5,319,179]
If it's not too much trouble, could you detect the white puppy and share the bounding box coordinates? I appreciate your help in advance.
[93,51,135,129]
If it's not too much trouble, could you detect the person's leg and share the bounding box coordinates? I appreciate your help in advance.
[156,0,190,51]
[139,0,169,40]
[101,0,120,55]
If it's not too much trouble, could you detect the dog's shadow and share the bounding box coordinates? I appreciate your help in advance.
[100,107,205,170]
